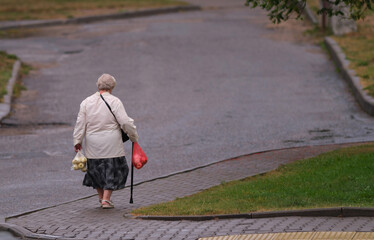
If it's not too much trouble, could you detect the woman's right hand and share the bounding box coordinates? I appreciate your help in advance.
[74,144,82,153]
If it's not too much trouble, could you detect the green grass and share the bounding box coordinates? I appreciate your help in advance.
[12,62,31,98]
[132,144,374,216]
[0,28,43,39]
[301,14,333,48]
[0,0,187,21]
[0,51,17,102]
[332,17,374,97]
[0,51,31,102]
[306,0,374,97]
[306,0,320,16]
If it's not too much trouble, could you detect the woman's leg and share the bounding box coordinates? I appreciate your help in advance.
[102,189,113,205]
[97,188,104,201]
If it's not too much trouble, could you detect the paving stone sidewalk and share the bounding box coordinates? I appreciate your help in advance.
[6,142,374,240]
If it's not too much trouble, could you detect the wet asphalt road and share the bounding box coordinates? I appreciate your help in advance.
[1,0,374,217]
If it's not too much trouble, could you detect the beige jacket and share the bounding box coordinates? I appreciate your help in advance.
[73,92,138,159]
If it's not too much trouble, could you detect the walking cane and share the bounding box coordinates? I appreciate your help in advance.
[130,142,134,204]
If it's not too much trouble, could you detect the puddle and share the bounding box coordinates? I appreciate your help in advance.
[0,231,20,240]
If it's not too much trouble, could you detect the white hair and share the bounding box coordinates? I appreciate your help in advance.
[97,73,116,90]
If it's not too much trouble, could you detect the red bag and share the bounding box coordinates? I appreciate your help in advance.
[132,142,147,169]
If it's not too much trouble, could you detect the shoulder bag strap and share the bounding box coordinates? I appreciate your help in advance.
[100,94,130,143]
[100,94,119,123]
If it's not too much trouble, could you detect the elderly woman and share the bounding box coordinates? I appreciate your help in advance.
[73,73,138,209]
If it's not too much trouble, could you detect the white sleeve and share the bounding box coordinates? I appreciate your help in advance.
[113,100,139,143]
[73,101,87,146]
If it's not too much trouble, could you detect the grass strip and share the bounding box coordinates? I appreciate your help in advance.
[132,144,374,216]
[306,0,320,16]
[13,62,31,98]
[0,51,17,102]
[0,0,187,21]
[332,15,374,97]
[304,2,374,98]
[0,28,44,39]
[0,51,31,102]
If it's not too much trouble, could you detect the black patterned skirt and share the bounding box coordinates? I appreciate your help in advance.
[83,156,129,190]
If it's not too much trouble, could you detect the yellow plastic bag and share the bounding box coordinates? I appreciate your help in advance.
[71,150,87,172]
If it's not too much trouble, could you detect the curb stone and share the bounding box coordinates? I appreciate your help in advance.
[0,5,201,31]
[0,60,21,122]
[324,37,374,116]
[136,207,374,221]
